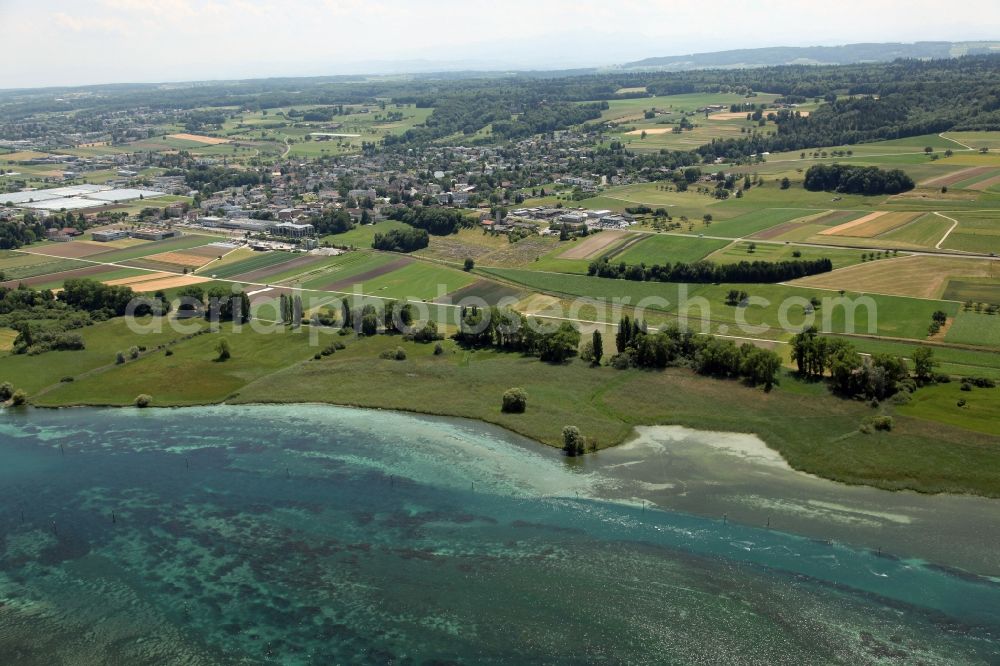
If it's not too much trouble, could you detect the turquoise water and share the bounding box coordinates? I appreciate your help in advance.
[0,405,998,664]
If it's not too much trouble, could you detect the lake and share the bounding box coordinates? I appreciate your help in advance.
[0,405,998,664]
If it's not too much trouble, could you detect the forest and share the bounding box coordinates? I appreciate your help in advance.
[386,206,476,235]
[803,164,915,195]
[7,54,999,159]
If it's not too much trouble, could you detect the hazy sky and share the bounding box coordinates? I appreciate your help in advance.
[2,0,998,89]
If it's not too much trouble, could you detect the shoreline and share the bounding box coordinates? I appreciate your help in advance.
[8,402,1000,576]
[17,394,1000,501]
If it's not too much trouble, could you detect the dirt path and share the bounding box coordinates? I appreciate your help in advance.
[934,212,960,250]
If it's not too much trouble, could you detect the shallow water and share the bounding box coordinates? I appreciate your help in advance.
[0,405,998,664]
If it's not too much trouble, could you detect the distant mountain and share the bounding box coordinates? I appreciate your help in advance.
[619,41,1000,71]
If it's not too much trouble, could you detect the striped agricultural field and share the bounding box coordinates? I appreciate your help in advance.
[820,211,923,238]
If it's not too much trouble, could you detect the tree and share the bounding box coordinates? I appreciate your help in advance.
[591,330,604,366]
[463,257,475,271]
[238,291,252,324]
[10,389,26,406]
[740,346,782,391]
[216,338,231,361]
[0,382,13,401]
[536,322,580,363]
[501,387,528,413]
[615,315,633,353]
[562,426,585,456]
[912,346,936,384]
[780,177,791,189]
[293,295,303,327]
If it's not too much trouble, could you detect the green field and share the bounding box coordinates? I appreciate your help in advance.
[480,267,955,340]
[0,253,90,281]
[30,267,150,291]
[32,323,316,406]
[206,251,301,279]
[320,219,411,248]
[0,317,207,394]
[612,234,730,265]
[945,311,1000,347]
[297,252,401,291]
[943,279,1000,302]
[940,211,1000,254]
[708,241,866,269]
[359,261,476,301]
[696,208,816,238]
[898,381,1000,436]
[90,234,217,263]
[880,213,954,248]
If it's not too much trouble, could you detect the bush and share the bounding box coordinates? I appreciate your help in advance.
[960,381,973,392]
[501,387,528,414]
[860,415,894,433]
[165,349,174,356]
[562,426,585,456]
[115,351,126,365]
[964,376,996,389]
[463,257,475,271]
[408,320,442,343]
[433,342,444,355]
[334,342,346,350]
[135,394,152,408]
[0,382,12,401]
[60,376,74,383]
[10,389,27,406]
[379,347,407,360]
[216,339,231,361]
[129,345,141,360]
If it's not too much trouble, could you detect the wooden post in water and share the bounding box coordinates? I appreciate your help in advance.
[112,511,116,524]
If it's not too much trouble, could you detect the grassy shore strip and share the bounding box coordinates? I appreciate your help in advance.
[228,336,1000,497]
[7,321,1000,497]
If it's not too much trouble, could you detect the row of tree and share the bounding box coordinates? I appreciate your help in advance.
[587,257,834,283]
[611,315,782,389]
